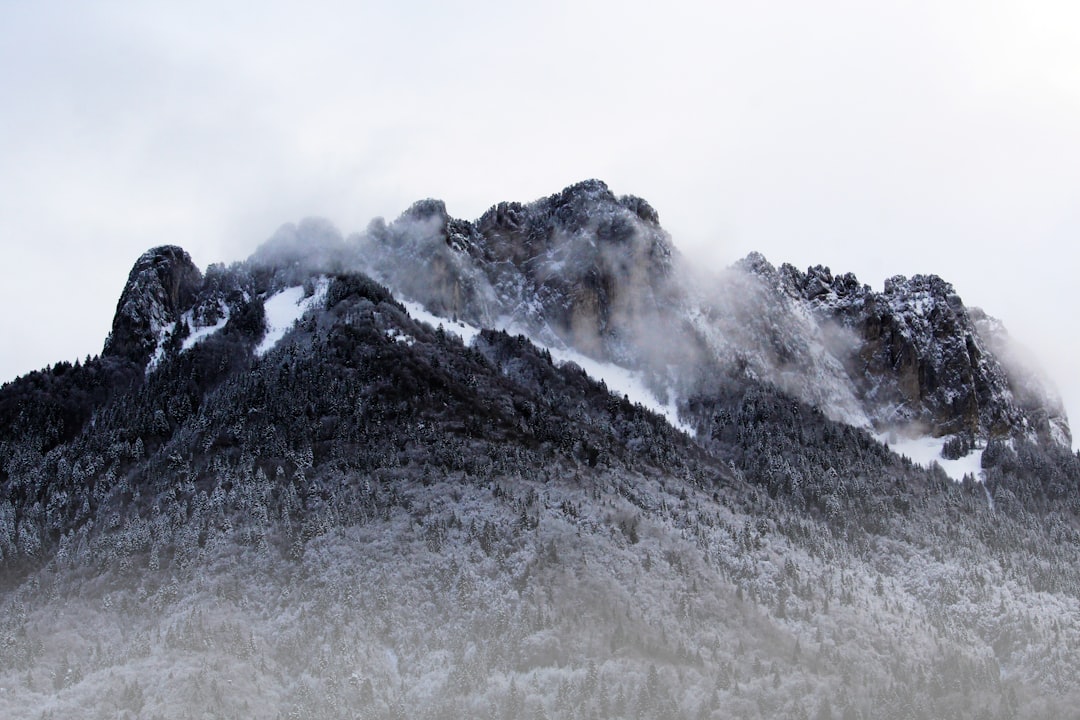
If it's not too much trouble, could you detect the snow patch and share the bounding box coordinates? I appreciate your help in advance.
[145,322,176,374]
[145,302,235,375]
[386,328,416,346]
[397,298,692,436]
[1049,417,1071,449]
[255,278,329,357]
[400,300,482,347]
[546,347,694,436]
[877,431,984,482]
[181,303,230,351]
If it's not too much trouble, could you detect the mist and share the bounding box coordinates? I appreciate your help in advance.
[257,183,1064,467]
[1,1,1078,448]
[4,4,1080,718]
[4,178,1080,718]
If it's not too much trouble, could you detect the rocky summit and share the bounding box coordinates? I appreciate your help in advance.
[350,179,1067,451]
[102,245,203,366]
[1,181,1079,719]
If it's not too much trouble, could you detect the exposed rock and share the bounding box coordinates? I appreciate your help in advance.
[777,263,1056,443]
[359,179,682,364]
[971,307,1072,447]
[92,182,1070,452]
[6,182,1080,720]
[102,245,202,366]
[354,180,1069,448]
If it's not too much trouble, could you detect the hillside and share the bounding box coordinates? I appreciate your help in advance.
[1,182,1079,719]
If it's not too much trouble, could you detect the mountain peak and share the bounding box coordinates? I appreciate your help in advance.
[767,261,1065,444]
[734,251,778,279]
[102,245,202,365]
[5,182,1080,719]
[357,180,678,362]
[352,186,1069,449]
[400,197,450,226]
[550,177,613,203]
[78,183,1074,455]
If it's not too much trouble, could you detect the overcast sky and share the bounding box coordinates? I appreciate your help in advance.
[2,1,1078,443]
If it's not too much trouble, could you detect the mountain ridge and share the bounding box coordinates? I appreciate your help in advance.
[2,180,1079,719]
[87,180,1072,466]
[243,179,1066,452]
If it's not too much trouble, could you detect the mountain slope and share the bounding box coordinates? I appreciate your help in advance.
[1,182,1079,719]
[343,180,1068,455]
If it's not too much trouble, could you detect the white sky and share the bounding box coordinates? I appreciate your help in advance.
[2,1,1078,444]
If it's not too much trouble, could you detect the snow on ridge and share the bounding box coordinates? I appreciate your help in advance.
[145,323,176,374]
[400,300,482,347]
[145,302,234,375]
[255,278,330,357]
[547,346,694,436]
[147,280,334,372]
[1050,419,1071,449]
[397,298,694,436]
[876,431,984,483]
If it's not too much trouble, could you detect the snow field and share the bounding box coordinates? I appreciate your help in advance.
[255,278,329,357]
[876,431,985,482]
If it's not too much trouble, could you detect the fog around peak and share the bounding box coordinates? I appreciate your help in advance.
[1,1,1077,445]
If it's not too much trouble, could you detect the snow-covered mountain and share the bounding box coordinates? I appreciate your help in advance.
[98,181,1069,481]
[214,179,1067,462]
[3,181,1079,719]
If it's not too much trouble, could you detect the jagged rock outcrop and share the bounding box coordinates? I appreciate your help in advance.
[970,307,1071,447]
[472,180,679,362]
[102,245,202,365]
[91,182,1070,451]
[360,197,491,326]
[358,179,683,364]
[774,262,1068,444]
[351,181,1069,448]
[685,254,872,428]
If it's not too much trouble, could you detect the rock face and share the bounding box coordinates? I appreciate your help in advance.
[969,307,1072,447]
[774,263,1069,445]
[103,246,203,365]
[359,179,683,365]
[355,181,1068,447]
[7,182,1080,720]
[96,182,1069,449]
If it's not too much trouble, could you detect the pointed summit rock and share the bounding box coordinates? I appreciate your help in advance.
[103,245,202,366]
[359,179,680,363]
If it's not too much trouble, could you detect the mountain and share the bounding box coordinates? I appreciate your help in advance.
[1,181,1079,719]
[352,179,1067,453]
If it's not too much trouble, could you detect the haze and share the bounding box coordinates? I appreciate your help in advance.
[2,1,1077,445]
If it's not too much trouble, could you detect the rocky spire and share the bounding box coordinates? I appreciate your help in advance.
[103,245,202,366]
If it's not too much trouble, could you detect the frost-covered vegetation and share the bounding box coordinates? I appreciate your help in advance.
[2,182,1080,718]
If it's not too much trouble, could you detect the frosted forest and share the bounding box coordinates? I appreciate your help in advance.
[2,182,1079,719]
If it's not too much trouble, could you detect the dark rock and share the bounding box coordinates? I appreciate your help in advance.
[778,264,1047,441]
[360,179,681,364]
[103,246,202,366]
